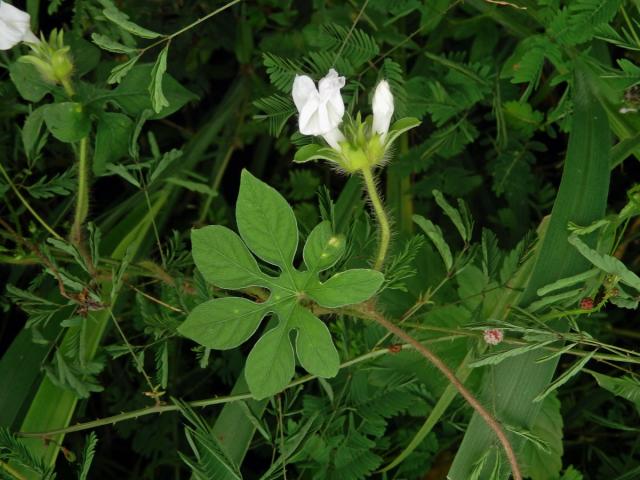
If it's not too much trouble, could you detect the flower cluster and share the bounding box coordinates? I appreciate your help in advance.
[291,69,419,173]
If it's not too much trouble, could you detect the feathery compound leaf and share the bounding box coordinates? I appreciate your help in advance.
[78,432,98,480]
[263,52,302,93]
[319,24,379,67]
[253,93,296,136]
[0,427,53,478]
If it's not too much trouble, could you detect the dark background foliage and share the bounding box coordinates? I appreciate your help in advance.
[1,0,640,479]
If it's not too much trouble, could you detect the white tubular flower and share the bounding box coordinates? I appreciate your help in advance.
[0,1,39,50]
[372,80,394,140]
[292,68,345,147]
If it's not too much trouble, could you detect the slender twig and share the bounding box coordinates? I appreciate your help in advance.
[354,304,523,480]
[18,343,417,438]
[140,0,242,54]
[0,162,63,239]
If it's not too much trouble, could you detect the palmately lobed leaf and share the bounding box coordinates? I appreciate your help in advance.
[181,170,384,399]
[236,169,299,271]
[191,225,268,290]
[303,221,346,273]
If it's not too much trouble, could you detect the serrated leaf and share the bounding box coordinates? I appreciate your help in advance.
[533,350,596,402]
[589,371,640,408]
[149,46,170,113]
[191,225,268,289]
[568,234,640,290]
[236,169,298,270]
[432,189,468,242]
[413,214,453,271]
[103,6,162,39]
[91,33,137,54]
[303,221,345,273]
[519,394,563,480]
[178,297,267,349]
[306,269,384,308]
[108,55,141,84]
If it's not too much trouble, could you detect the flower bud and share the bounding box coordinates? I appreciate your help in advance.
[372,80,394,140]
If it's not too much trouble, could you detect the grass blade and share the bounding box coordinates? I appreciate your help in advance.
[449,59,612,478]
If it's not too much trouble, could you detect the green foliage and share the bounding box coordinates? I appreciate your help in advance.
[179,170,382,398]
[1,1,639,479]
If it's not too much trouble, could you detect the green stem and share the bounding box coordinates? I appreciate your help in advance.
[18,342,426,438]
[70,137,89,246]
[0,161,63,239]
[361,166,390,270]
[0,460,26,480]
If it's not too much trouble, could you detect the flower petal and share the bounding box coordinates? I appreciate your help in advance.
[0,1,34,50]
[292,75,318,113]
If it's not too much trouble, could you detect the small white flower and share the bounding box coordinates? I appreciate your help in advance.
[292,69,345,148]
[0,1,39,50]
[372,80,394,140]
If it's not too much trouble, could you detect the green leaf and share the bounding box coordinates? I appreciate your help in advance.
[42,103,90,143]
[383,117,421,148]
[307,269,384,308]
[111,64,197,119]
[22,106,48,160]
[533,350,596,402]
[245,315,296,400]
[568,234,640,290]
[413,214,453,271]
[9,62,53,102]
[293,306,339,378]
[91,33,138,54]
[432,189,468,242]
[107,55,141,84]
[293,143,342,164]
[94,112,133,175]
[589,371,640,408]
[178,297,267,349]
[469,340,556,368]
[303,221,345,273]
[149,46,170,113]
[236,169,298,270]
[519,394,564,480]
[450,61,612,478]
[191,225,267,289]
[103,6,162,39]
[536,269,599,296]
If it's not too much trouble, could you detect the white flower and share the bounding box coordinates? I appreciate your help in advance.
[292,68,345,149]
[372,80,394,140]
[0,1,39,50]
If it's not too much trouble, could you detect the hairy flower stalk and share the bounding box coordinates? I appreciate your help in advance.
[292,71,522,479]
[292,71,415,269]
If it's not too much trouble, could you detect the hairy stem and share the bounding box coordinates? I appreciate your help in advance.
[361,166,390,270]
[70,137,89,247]
[357,305,522,480]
